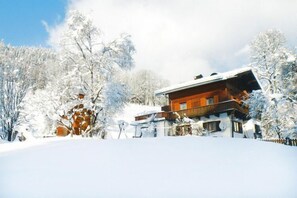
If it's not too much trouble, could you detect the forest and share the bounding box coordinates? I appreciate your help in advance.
[0,10,168,141]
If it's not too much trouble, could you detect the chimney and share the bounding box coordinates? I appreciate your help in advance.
[194,74,203,80]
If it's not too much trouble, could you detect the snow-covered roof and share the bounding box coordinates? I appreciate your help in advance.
[155,67,260,96]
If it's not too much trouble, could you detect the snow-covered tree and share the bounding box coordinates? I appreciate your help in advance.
[125,70,169,106]
[0,42,55,141]
[57,10,135,137]
[250,29,286,94]
[244,90,267,120]
[280,52,297,100]
[278,52,297,138]
[16,88,59,137]
[248,29,297,138]
[0,56,27,141]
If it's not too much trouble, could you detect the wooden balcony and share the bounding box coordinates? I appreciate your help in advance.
[135,100,249,121]
[167,100,249,120]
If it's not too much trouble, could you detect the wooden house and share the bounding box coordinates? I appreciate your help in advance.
[132,67,262,138]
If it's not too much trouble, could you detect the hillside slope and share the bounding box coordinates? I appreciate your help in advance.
[0,137,296,197]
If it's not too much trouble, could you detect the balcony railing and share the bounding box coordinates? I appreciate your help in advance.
[135,100,249,121]
[167,100,248,120]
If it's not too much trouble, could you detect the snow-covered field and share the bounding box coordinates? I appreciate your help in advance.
[0,136,296,198]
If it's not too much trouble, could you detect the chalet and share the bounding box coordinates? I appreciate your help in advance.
[132,67,262,138]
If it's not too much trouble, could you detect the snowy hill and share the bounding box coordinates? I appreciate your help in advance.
[0,137,296,197]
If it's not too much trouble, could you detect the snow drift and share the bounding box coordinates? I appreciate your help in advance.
[0,137,296,197]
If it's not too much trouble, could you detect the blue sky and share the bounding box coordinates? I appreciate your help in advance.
[1,0,297,83]
[0,0,67,47]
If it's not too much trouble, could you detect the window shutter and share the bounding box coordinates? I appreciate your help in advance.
[187,101,192,109]
[201,98,206,106]
[173,103,179,111]
[214,95,219,103]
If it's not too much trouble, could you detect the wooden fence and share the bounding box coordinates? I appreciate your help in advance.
[261,139,297,146]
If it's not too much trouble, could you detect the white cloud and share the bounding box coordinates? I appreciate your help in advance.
[47,0,297,84]
[41,20,50,33]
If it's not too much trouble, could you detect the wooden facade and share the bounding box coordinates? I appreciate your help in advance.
[166,80,250,119]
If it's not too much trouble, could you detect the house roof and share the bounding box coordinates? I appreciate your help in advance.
[155,67,261,96]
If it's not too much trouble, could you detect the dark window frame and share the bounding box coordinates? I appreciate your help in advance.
[233,121,243,133]
[206,97,214,105]
[176,124,192,136]
[203,121,221,132]
[255,124,261,133]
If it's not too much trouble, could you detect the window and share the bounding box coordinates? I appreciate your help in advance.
[206,97,214,105]
[254,124,262,139]
[255,125,261,133]
[203,121,221,132]
[180,102,187,110]
[176,124,192,136]
[233,122,242,133]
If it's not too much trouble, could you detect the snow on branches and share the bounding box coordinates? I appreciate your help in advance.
[248,29,297,138]
[56,10,135,137]
[0,42,55,141]
[1,10,135,140]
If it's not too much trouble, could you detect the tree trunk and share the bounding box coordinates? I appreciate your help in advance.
[7,122,13,141]
[7,130,12,141]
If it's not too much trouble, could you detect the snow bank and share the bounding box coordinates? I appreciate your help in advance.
[0,137,296,197]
